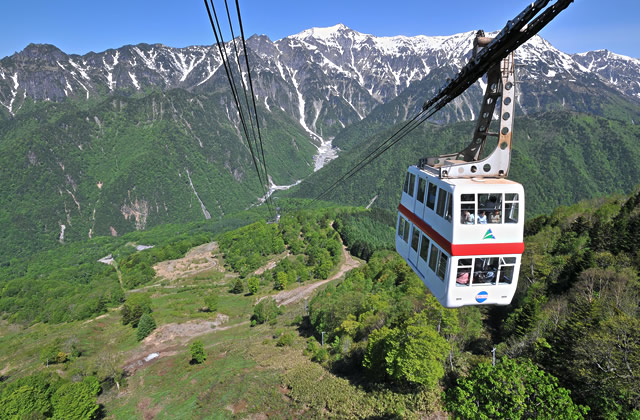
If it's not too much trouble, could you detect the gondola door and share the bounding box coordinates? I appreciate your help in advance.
[408,224,421,271]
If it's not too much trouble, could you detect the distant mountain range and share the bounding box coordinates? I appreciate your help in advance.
[2,24,639,123]
[1,24,640,260]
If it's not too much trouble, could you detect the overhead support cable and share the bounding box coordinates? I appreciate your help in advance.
[203,0,274,216]
[222,0,261,166]
[234,0,272,210]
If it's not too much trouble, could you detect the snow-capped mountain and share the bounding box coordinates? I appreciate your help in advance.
[572,49,640,100]
[1,24,639,130]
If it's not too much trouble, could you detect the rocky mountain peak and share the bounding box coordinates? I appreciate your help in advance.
[15,43,67,62]
[1,24,639,121]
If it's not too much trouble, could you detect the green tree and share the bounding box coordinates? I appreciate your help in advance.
[80,376,101,397]
[51,381,99,420]
[0,373,61,419]
[121,293,152,327]
[287,269,298,286]
[203,291,219,312]
[364,311,449,388]
[252,298,281,325]
[298,265,310,282]
[94,350,124,391]
[136,313,156,341]
[247,277,260,295]
[445,357,588,419]
[563,310,640,417]
[275,271,288,290]
[190,340,206,364]
[230,278,244,294]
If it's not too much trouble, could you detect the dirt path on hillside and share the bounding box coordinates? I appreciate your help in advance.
[252,250,291,276]
[261,244,361,307]
[122,241,360,376]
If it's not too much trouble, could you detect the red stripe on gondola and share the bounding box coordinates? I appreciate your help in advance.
[450,242,525,255]
[398,204,524,256]
[398,203,452,253]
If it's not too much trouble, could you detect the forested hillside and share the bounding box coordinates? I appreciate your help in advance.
[0,89,316,263]
[0,207,266,324]
[289,110,640,217]
[1,191,639,418]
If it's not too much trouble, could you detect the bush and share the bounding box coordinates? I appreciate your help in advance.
[252,298,281,325]
[313,347,329,363]
[190,340,206,364]
[40,342,67,366]
[304,337,329,363]
[55,352,69,364]
[304,337,320,357]
[276,332,295,347]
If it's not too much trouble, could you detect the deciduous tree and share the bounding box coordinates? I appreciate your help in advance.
[203,291,219,312]
[275,271,288,290]
[247,277,260,295]
[445,357,588,419]
[121,293,152,327]
[51,380,100,420]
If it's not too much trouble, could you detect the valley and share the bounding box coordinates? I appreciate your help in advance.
[1,13,640,418]
[2,25,640,263]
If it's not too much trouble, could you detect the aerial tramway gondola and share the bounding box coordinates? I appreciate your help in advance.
[396,36,524,307]
[395,0,575,307]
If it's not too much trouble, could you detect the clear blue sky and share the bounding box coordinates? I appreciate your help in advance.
[1,0,638,59]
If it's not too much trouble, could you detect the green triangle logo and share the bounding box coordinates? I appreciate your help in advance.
[483,229,496,240]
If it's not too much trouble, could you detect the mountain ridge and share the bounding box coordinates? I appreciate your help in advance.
[2,25,639,121]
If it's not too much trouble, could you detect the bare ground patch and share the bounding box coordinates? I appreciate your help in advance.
[226,399,248,415]
[137,397,163,420]
[123,313,250,374]
[153,242,224,281]
[252,250,290,276]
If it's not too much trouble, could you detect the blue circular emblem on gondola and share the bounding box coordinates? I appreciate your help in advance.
[475,291,488,303]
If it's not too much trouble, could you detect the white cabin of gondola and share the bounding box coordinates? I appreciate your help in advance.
[396,166,524,308]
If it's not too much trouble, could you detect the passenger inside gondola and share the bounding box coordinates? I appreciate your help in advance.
[489,210,501,223]
[473,258,498,284]
[456,259,472,286]
[477,211,487,224]
[456,268,470,285]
